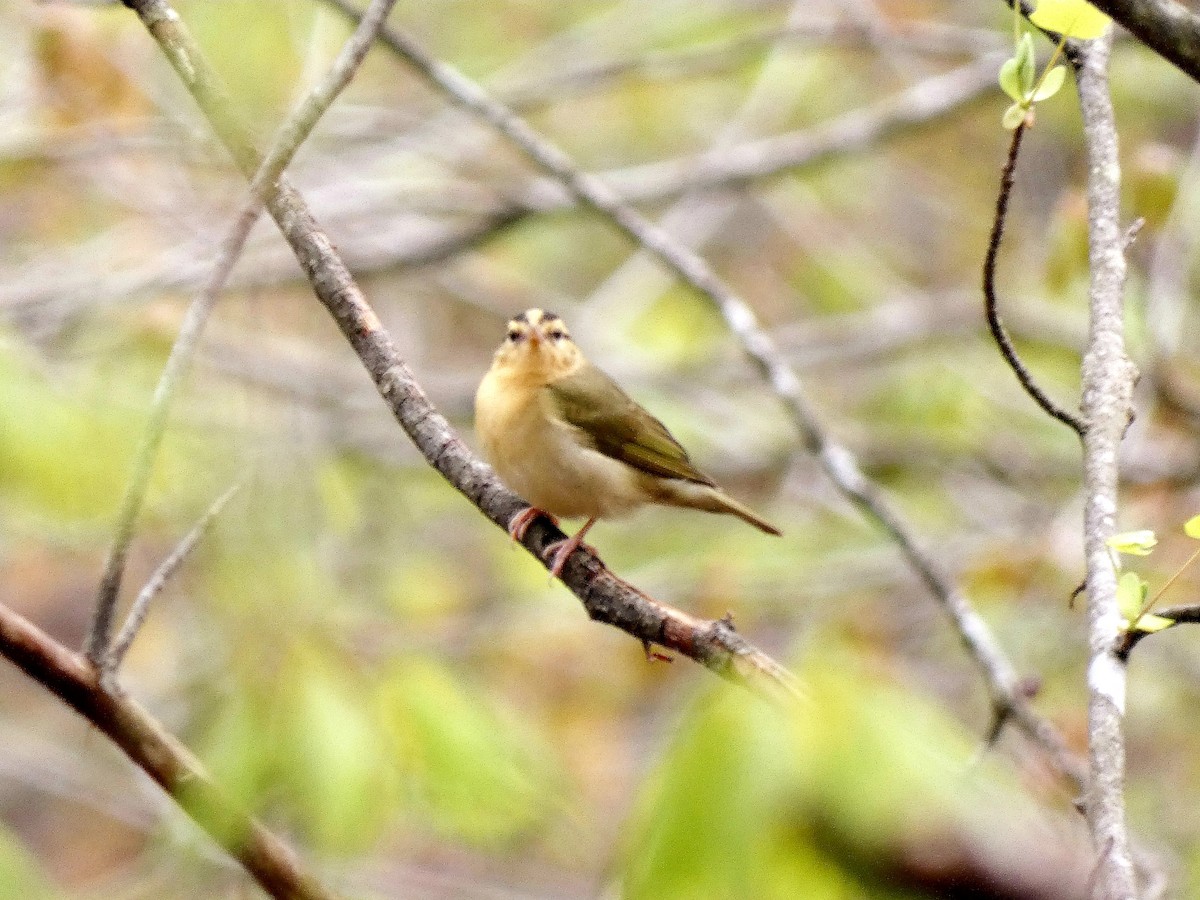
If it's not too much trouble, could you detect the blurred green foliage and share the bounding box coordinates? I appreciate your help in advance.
[0,829,54,900]
[2,0,1199,897]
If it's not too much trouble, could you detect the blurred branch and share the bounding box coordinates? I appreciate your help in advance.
[1141,122,1200,428]
[113,0,800,702]
[107,482,241,673]
[325,2,1087,788]
[499,16,1003,108]
[568,54,1001,203]
[0,602,339,900]
[85,0,402,666]
[0,57,999,320]
[812,812,1090,900]
[983,123,1087,436]
[1074,30,1139,899]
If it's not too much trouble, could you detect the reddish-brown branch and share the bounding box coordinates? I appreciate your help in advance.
[0,602,339,900]
[115,0,799,702]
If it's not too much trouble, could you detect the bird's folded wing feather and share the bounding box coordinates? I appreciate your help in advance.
[546,366,714,485]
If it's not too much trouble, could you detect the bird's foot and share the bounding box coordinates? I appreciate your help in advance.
[544,534,590,578]
[542,523,599,578]
[508,507,556,543]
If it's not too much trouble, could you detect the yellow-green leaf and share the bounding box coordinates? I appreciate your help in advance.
[1106,530,1157,556]
[1133,613,1174,634]
[1002,102,1028,130]
[1015,33,1037,94]
[999,57,1025,102]
[1029,0,1111,40]
[1116,572,1147,621]
[1033,65,1066,101]
[1184,514,1200,540]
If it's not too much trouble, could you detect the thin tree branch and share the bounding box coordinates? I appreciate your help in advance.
[570,54,1003,204]
[108,483,241,673]
[321,2,1086,788]
[1075,29,1140,900]
[1115,603,1200,659]
[0,602,340,900]
[983,122,1087,435]
[0,57,1000,317]
[114,0,800,704]
[85,0,401,665]
[498,17,1003,109]
[1085,0,1200,86]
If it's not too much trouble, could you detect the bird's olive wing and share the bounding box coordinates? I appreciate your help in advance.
[546,366,714,485]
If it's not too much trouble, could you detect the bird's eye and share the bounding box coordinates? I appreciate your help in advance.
[548,329,565,341]
[507,328,522,342]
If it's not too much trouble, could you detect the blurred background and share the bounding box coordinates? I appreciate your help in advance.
[2,0,1200,896]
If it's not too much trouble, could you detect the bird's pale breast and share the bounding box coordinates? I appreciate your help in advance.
[476,370,646,520]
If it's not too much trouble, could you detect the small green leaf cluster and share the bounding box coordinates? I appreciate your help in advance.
[998,34,1065,129]
[997,0,1112,130]
[1106,515,1200,634]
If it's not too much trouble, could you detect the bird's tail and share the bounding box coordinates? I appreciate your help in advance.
[654,480,781,536]
[714,492,782,536]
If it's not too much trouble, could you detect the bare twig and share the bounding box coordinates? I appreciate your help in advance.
[322,3,1086,787]
[0,57,1000,319]
[85,0,401,665]
[499,16,1003,109]
[114,0,800,704]
[1075,29,1140,899]
[0,603,340,900]
[983,122,1087,436]
[575,54,1002,204]
[107,483,241,673]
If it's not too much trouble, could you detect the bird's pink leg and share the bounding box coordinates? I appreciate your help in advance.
[508,507,557,542]
[544,517,598,578]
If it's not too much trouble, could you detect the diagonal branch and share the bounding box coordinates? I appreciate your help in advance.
[498,17,1002,109]
[114,0,799,703]
[0,602,340,900]
[86,0,402,666]
[1075,29,1140,899]
[1085,0,1200,85]
[108,482,241,673]
[0,57,1000,317]
[983,122,1087,435]
[321,2,1086,789]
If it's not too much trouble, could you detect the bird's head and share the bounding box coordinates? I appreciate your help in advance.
[491,308,583,381]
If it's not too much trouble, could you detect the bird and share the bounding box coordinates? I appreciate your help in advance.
[475,308,780,577]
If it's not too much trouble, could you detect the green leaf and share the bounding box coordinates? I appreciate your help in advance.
[1002,102,1028,130]
[378,659,556,843]
[1106,530,1158,556]
[1184,514,1200,540]
[1033,65,1066,101]
[1015,33,1037,95]
[1116,572,1148,621]
[0,827,54,900]
[1029,0,1112,40]
[999,57,1024,101]
[1132,613,1174,634]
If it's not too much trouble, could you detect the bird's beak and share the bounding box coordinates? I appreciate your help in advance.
[528,331,542,348]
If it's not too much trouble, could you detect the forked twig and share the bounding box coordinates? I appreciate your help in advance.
[107,483,241,673]
[85,0,401,666]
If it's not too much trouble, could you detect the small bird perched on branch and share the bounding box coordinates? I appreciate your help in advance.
[475,308,780,577]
